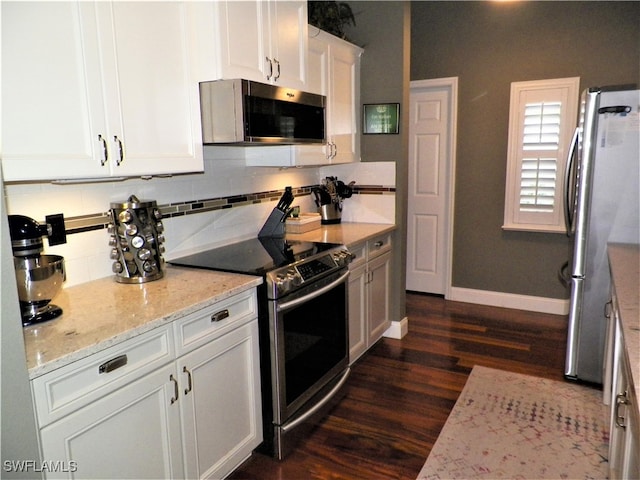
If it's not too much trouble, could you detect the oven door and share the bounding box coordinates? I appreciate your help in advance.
[269,269,349,426]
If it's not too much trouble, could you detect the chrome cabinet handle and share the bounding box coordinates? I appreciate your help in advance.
[273,59,281,80]
[266,57,273,80]
[170,374,179,404]
[98,134,109,166]
[114,135,124,166]
[374,240,384,248]
[183,366,192,395]
[615,392,628,428]
[98,354,127,374]
[211,309,229,323]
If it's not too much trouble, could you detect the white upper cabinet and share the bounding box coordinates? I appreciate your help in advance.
[308,29,362,164]
[1,1,203,182]
[193,0,308,89]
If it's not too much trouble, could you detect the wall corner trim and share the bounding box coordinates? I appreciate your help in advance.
[383,317,409,339]
[447,287,569,316]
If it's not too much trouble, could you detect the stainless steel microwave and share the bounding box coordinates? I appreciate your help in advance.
[199,79,326,145]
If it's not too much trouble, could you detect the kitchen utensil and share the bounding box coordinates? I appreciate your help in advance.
[8,214,67,326]
[14,255,65,326]
[108,195,165,283]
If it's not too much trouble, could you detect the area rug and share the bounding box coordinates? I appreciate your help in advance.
[417,366,609,479]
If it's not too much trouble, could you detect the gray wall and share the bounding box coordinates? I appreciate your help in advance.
[410,1,640,299]
[345,1,410,322]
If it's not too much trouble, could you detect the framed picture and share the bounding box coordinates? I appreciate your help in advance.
[363,103,400,134]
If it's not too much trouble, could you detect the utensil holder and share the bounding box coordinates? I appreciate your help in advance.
[319,203,342,224]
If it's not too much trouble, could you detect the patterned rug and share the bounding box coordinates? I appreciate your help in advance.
[417,366,609,479]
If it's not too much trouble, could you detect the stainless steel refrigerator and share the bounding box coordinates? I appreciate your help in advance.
[563,87,640,384]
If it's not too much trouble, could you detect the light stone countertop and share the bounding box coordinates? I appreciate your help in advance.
[23,266,262,379]
[286,222,395,245]
[608,243,640,411]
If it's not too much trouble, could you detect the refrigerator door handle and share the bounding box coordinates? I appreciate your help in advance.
[564,127,580,237]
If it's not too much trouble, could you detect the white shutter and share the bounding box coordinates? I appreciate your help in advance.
[503,77,580,232]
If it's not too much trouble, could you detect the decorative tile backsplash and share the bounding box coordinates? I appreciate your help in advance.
[4,160,396,286]
[62,184,394,236]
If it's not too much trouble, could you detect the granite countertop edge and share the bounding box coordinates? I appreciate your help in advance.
[24,266,263,379]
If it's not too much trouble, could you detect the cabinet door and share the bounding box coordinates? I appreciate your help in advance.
[368,251,391,346]
[307,33,328,96]
[96,1,203,177]
[39,363,183,480]
[269,1,308,89]
[178,321,262,480]
[327,39,361,164]
[1,2,108,181]
[213,0,268,83]
[348,262,367,363]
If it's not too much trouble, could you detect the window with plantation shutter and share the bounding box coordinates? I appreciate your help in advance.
[503,77,580,233]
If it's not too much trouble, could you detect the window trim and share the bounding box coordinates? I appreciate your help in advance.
[503,77,580,233]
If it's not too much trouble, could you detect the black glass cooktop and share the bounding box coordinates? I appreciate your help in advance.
[169,237,340,276]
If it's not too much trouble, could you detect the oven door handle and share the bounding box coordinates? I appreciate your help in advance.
[276,270,349,312]
[281,367,351,433]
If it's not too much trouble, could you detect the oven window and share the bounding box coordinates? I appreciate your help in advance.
[282,283,347,406]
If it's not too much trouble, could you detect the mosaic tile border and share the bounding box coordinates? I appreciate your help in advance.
[61,184,395,236]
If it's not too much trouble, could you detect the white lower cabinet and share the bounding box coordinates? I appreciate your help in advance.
[607,288,639,479]
[178,321,262,480]
[39,362,184,479]
[32,290,262,480]
[348,234,392,363]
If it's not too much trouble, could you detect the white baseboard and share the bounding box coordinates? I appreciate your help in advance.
[447,287,569,315]
[383,317,409,339]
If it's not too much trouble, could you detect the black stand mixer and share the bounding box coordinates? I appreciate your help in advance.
[8,214,67,326]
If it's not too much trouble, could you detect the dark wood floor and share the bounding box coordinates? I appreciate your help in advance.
[229,292,570,480]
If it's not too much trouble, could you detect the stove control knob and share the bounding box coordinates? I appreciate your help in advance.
[275,273,290,294]
[287,269,302,287]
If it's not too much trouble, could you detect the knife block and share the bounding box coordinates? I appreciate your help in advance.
[258,208,287,238]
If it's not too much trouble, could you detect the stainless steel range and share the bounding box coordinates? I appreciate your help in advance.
[170,237,352,459]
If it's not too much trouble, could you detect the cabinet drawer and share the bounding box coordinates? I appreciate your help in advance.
[174,289,258,356]
[368,233,392,259]
[32,325,174,427]
[348,242,367,269]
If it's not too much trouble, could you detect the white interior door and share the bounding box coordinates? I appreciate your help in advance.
[406,78,457,295]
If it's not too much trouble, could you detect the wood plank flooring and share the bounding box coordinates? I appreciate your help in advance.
[228,292,570,480]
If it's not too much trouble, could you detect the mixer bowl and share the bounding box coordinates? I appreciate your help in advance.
[14,254,65,325]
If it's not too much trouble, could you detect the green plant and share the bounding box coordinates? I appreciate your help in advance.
[308,1,356,40]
